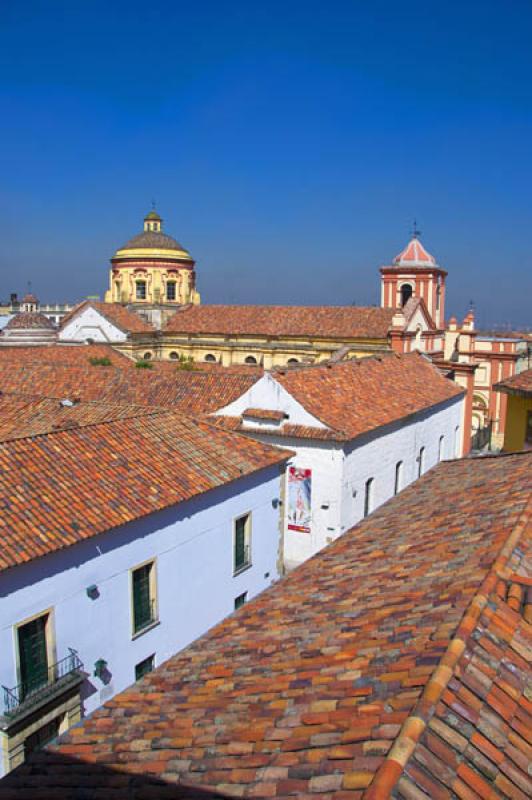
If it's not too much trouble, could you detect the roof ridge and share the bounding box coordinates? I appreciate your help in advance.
[364,491,532,798]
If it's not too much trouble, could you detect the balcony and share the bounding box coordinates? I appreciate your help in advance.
[2,649,84,720]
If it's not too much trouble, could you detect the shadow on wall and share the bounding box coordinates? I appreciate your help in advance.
[0,749,234,799]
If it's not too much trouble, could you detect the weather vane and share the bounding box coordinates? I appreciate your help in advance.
[411,219,421,239]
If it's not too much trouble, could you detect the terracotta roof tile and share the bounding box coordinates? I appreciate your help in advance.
[164,305,396,339]
[2,452,529,798]
[0,362,260,416]
[0,412,290,572]
[0,343,134,368]
[494,368,532,398]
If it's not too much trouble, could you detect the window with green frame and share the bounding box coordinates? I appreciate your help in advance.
[18,615,49,700]
[234,592,247,610]
[135,654,155,681]
[233,513,251,574]
[132,562,156,634]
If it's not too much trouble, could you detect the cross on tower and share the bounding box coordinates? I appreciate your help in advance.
[411,219,421,239]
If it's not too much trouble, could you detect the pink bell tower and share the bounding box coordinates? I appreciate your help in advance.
[380,228,447,329]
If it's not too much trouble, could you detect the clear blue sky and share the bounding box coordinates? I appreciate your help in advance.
[1,0,531,327]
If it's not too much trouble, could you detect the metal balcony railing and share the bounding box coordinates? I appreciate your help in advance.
[2,649,83,717]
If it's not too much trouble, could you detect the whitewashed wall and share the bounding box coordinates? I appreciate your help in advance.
[59,306,126,343]
[0,466,283,775]
[229,397,464,569]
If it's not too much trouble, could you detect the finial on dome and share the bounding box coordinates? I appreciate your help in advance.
[411,219,421,240]
[144,205,162,233]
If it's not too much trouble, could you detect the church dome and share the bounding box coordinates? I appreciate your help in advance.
[112,209,193,263]
[5,312,55,331]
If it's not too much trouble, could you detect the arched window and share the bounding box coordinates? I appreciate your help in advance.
[400,284,413,307]
[417,446,425,478]
[143,352,152,360]
[287,358,299,365]
[438,435,445,462]
[169,351,179,360]
[135,281,147,300]
[204,354,216,363]
[394,461,403,495]
[245,355,258,365]
[364,478,374,517]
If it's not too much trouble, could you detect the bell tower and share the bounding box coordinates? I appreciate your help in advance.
[380,228,447,329]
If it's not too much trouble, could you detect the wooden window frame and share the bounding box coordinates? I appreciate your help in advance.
[233,512,252,576]
[14,609,56,697]
[130,559,158,639]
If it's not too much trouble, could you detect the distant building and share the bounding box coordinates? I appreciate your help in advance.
[1,451,529,798]
[0,294,58,347]
[494,367,532,451]
[103,209,200,326]
[0,411,289,775]
[212,352,464,567]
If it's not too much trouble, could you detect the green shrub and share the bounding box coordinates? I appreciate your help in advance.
[135,360,153,369]
[89,356,112,366]
[177,354,195,371]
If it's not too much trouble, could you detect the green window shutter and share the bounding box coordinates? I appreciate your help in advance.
[234,518,247,570]
[133,565,152,632]
[18,616,48,699]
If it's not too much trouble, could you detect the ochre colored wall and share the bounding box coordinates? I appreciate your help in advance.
[502,395,532,451]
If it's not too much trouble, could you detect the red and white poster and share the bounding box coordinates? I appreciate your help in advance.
[287,467,312,533]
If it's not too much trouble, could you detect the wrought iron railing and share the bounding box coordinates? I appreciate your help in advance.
[2,648,83,716]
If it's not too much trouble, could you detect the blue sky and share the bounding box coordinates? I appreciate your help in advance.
[0,1,531,327]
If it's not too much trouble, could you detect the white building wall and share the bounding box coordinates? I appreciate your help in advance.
[246,396,464,569]
[59,307,126,343]
[339,396,464,533]
[0,466,283,775]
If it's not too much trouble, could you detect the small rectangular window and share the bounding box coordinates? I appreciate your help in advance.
[135,654,155,681]
[438,435,445,462]
[166,282,176,301]
[417,447,425,478]
[132,562,157,635]
[364,478,374,517]
[234,592,247,610]
[234,513,251,574]
[394,462,403,495]
[135,281,146,300]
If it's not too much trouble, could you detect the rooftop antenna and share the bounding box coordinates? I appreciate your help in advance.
[411,219,421,239]
[151,198,156,211]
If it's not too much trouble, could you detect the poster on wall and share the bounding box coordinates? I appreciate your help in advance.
[287,467,312,533]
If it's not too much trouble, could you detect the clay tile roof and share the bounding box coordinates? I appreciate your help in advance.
[164,304,396,339]
[242,408,287,421]
[4,311,55,330]
[0,394,157,443]
[0,361,260,416]
[3,452,529,798]
[272,352,463,440]
[0,413,290,572]
[494,367,532,398]
[60,300,154,334]
[0,343,134,369]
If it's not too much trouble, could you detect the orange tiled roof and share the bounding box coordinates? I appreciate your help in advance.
[2,452,529,799]
[164,304,396,339]
[0,412,290,572]
[494,367,532,397]
[0,343,134,368]
[0,394,160,442]
[0,362,260,416]
[60,300,154,334]
[274,352,463,439]
[213,353,464,442]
